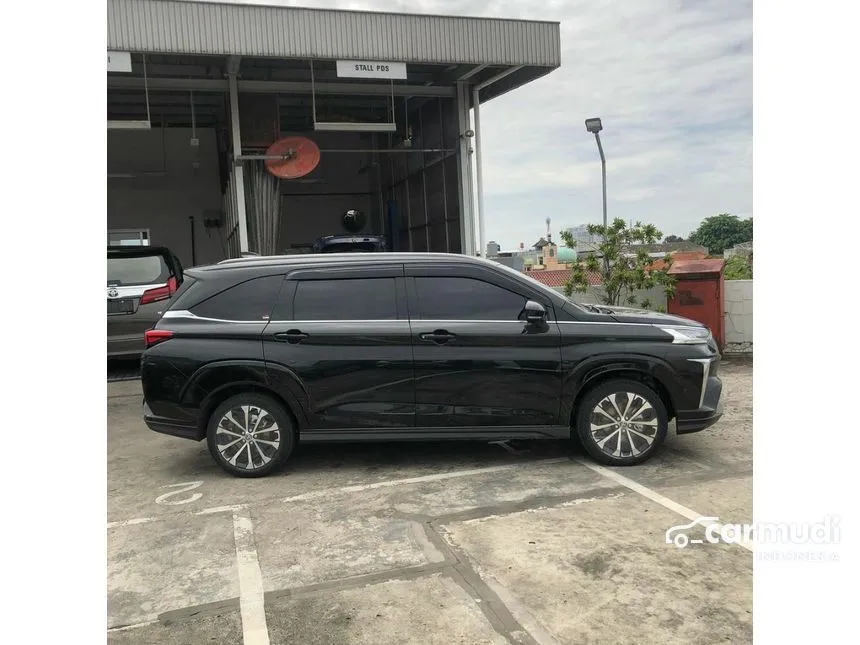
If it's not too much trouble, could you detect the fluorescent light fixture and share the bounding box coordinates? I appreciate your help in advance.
[107,120,152,130]
[314,121,398,132]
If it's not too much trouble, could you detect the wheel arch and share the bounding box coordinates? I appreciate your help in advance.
[197,381,303,439]
[566,362,677,429]
[180,360,307,437]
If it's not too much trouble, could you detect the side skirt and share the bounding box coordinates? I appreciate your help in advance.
[299,425,572,443]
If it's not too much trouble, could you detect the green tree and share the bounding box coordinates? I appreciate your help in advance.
[689,213,753,255]
[664,235,685,243]
[724,254,753,280]
[560,218,677,308]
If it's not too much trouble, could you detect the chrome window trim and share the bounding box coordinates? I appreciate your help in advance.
[163,311,666,330]
[161,310,270,324]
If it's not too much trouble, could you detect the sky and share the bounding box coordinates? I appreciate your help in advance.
[233,0,753,251]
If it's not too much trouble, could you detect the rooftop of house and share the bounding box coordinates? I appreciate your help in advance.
[526,268,602,287]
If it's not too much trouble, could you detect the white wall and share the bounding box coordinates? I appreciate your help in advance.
[554,286,669,310]
[724,280,753,352]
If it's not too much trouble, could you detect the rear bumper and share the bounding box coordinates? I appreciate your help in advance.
[675,375,724,435]
[143,401,202,441]
[108,334,145,358]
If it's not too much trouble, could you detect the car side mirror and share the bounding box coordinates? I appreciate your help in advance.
[524,300,547,324]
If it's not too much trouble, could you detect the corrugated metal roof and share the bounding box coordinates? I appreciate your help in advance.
[107,0,561,67]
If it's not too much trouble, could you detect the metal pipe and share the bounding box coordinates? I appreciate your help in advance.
[189,216,197,266]
[472,86,485,258]
[471,66,524,257]
[108,77,455,98]
[228,73,249,254]
[236,149,455,161]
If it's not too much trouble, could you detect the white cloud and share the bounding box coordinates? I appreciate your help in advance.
[230,0,752,248]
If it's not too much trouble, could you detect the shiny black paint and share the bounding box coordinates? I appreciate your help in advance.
[140,253,725,447]
[263,320,416,429]
[410,319,562,427]
[141,318,269,436]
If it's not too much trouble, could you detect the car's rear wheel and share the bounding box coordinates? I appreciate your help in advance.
[574,379,668,466]
[206,393,295,478]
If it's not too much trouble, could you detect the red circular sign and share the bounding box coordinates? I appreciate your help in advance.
[264,136,321,179]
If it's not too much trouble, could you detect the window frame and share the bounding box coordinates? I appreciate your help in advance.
[273,264,408,322]
[404,263,555,322]
[108,228,151,247]
[188,274,287,323]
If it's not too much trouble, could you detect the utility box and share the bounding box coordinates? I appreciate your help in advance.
[667,258,726,348]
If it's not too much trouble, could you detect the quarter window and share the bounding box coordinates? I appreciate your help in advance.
[190,275,284,321]
[413,277,532,321]
[292,278,398,321]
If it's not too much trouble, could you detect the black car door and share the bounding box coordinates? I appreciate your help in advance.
[261,264,415,433]
[405,263,563,430]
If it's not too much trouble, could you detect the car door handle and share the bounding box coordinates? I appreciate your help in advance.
[419,330,457,344]
[273,330,309,344]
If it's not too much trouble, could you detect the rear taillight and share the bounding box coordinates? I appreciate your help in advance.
[140,276,178,305]
[144,329,174,348]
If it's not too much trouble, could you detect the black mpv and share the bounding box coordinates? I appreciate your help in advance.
[141,253,723,478]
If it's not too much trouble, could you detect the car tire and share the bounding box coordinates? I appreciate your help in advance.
[575,379,668,466]
[206,393,296,478]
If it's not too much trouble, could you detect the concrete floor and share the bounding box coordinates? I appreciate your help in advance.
[107,360,753,645]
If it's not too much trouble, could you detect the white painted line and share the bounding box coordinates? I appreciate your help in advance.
[107,620,158,632]
[574,458,754,552]
[283,457,569,502]
[232,507,270,645]
[108,459,571,527]
[107,517,158,529]
[196,504,245,515]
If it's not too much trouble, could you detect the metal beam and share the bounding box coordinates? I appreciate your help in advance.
[107,76,455,97]
[226,55,242,76]
[228,73,249,254]
[472,66,525,257]
[455,82,475,256]
[436,64,487,85]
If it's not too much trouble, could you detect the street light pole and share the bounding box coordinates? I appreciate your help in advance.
[595,132,607,229]
[585,118,607,229]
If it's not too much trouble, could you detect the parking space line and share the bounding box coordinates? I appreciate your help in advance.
[232,507,270,645]
[107,620,158,633]
[574,458,754,552]
[106,458,573,530]
[283,457,570,502]
[106,517,158,529]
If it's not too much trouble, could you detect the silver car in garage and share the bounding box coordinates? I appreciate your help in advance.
[107,246,184,358]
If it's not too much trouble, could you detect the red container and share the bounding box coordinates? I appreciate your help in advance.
[667,258,726,349]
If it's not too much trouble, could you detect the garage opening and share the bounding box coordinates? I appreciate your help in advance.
[108,55,467,268]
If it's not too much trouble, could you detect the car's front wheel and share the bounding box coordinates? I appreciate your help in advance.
[574,379,668,466]
[206,393,295,478]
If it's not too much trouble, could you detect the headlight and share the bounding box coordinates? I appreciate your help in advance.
[658,325,712,344]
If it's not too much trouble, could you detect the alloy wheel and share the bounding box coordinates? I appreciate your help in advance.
[589,391,659,459]
[215,404,281,472]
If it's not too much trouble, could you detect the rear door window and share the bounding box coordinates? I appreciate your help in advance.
[413,276,529,321]
[107,254,171,287]
[190,275,285,321]
[292,278,398,321]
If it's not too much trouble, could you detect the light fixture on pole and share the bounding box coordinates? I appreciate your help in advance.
[584,117,607,229]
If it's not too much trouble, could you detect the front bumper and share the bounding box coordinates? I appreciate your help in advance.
[143,401,202,441]
[675,374,724,434]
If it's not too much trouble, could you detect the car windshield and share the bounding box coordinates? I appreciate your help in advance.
[107,254,170,286]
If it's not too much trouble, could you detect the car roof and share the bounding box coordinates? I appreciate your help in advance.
[197,252,487,273]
